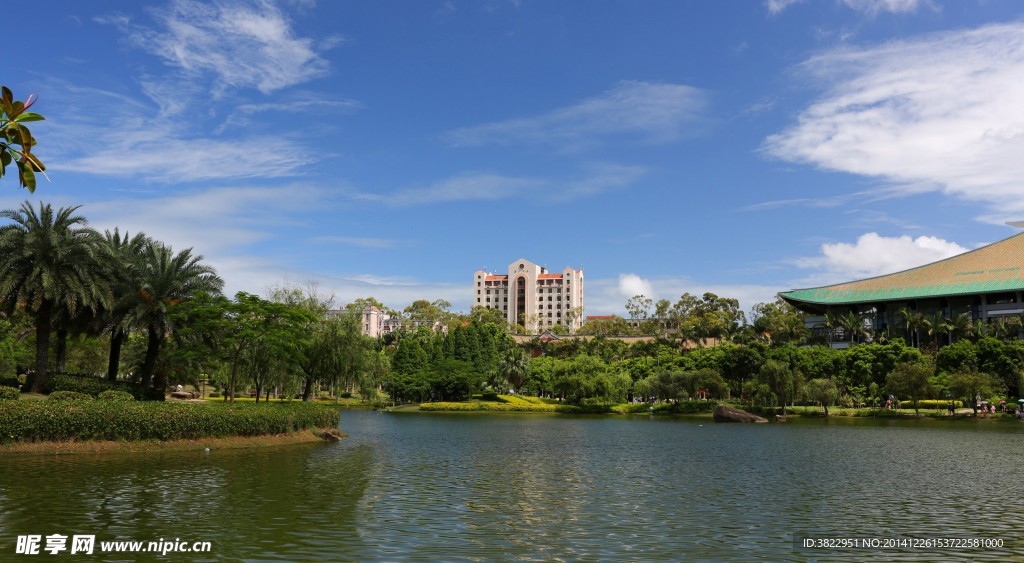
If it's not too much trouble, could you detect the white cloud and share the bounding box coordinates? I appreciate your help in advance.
[764,22,1024,220]
[840,0,930,15]
[358,164,646,206]
[767,0,929,15]
[42,82,315,182]
[121,0,330,98]
[765,0,804,15]
[793,232,969,283]
[618,274,654,300]
[442,81,707,149]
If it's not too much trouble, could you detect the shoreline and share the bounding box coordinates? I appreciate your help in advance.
[402,401,1024,421]
[0,428,346,456]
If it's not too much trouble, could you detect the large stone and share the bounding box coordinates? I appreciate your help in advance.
[170,391,194,400]
[713,404,769,423]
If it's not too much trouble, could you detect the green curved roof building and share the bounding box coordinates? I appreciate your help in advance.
[779,232,1024,344]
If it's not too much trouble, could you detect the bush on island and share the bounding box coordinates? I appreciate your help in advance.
[48,390,94,402]
[97,390,135,402]
[46,373,164,401]
[0,401,341,444]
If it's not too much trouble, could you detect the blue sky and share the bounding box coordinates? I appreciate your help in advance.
[8,0,1024,316]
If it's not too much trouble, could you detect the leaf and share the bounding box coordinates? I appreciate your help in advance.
[17,162,35,192]
[0,148,9,169]
[1,87,11,105]
[21,151,44,172]
[12,112,43,123]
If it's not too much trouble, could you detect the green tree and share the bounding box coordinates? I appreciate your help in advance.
[0,202,110,392]
[130,241,223,390]
[99,228,150,380]
[885,361,934,415]
[403,299,451,323]
[0,86,46,191]
[803,378,839,415]
[750,298,807,345]
[625,294,653,324]
[499,345,529,392]
[948,370,1002,415]
[758,359,802,415]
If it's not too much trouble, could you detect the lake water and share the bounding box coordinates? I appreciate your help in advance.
[1,411,1022,561]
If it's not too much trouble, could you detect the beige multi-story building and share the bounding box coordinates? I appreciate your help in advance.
[473,259,584,333]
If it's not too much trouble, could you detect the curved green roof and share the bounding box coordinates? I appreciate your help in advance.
[779,232,1024,307]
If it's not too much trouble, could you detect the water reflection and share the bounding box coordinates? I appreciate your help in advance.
[1,412,1022,560]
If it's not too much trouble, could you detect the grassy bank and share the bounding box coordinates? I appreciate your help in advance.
[417,395,718,415]
[0,400,342,444]
[414,397,1023,420]
[0,428,344,455]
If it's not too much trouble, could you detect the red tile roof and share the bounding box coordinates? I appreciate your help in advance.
[485,275,508,281]
[538,274,563,279]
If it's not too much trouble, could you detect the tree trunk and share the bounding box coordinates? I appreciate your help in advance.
[31,302,53,393]
[140,326,161,390]
[302,376,314,402]
[54,329,68,374]
[107,328,126,381]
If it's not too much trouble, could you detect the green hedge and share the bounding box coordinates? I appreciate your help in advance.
[0,402,341,444]
[98,390,135,402]
[48,390,94,401]
[0,386,19,401]
[45,374,164,401]
[899,399,964,409]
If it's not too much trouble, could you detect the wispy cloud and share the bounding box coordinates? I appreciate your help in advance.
[765,0,804,15]
[356,164,646,206]
[109,0,331,101]
[767,0,931,15]
[442,81,708,150]
[215,97,362,133]
[791,232,969,286]
[763,22,1024,220]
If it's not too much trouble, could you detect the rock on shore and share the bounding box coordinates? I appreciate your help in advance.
[713,405,768,423]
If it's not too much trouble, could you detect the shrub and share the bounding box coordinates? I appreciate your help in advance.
[97,390,135,402]
[0,386,19,401]
[899,399,963,409]
[339,391,352,399]
[208,392,221,398]
[46,374,164,401]
[0,402,341,444]
[48,390,94,402]
[481,392,500,401]
[0,377,20,388]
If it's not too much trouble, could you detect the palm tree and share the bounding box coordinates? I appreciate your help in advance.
[823,310,840,345]
[99,229,150,380]
[0,202,110,392]
[129,242,223,390]
[838,311,868,344]
[919,311,950,347]
[500,346,530,392]
[897,306,922,347]
[947,312,974,343]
